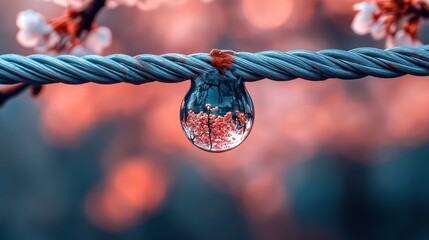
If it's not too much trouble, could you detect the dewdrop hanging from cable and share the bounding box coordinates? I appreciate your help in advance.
[181,50,255,152]
[180,70,254,152]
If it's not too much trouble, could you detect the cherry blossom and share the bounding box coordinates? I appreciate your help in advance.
[16,10,60,53]
[386,30,423,48]
[17,0,216,54]
[16,9,111,55]
[351,1,380,36]
[352,0,427,47]
[69,26,112,56]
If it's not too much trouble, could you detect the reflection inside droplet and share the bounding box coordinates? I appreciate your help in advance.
[180,70,254,152]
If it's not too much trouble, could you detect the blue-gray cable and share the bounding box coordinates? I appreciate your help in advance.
[1,45,429,85]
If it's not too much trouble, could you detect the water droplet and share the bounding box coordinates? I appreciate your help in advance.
[180,70,254,152]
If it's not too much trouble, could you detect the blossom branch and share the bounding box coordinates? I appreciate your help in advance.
[5,0,108,108]
[352,0,429,47]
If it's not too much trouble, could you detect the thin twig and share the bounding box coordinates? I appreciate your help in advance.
[0,84,30,107]
[77,0,106,36]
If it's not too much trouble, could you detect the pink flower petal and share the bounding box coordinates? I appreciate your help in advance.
[16,30,43,48]
[351,1,379,35]
[386,30,422,48]
[16,10,51,33]
[83,26,112,54]
[370,17,387,40]
[34,31,60,53]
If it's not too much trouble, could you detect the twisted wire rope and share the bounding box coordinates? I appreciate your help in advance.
[1,45,429,85]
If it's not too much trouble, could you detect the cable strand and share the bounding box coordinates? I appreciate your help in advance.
[2,46,429,84]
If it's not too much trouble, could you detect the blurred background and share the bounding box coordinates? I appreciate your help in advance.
[2,0,429,239]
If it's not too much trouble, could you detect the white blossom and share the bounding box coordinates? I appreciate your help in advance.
[16,9,111,55]
[70,26,112,56]
[352,0,424,47]
[351,1,390,43]
[16,10,60,51]
[386,30,422,48]
[369,16,387,40]
[351,1,380,35]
